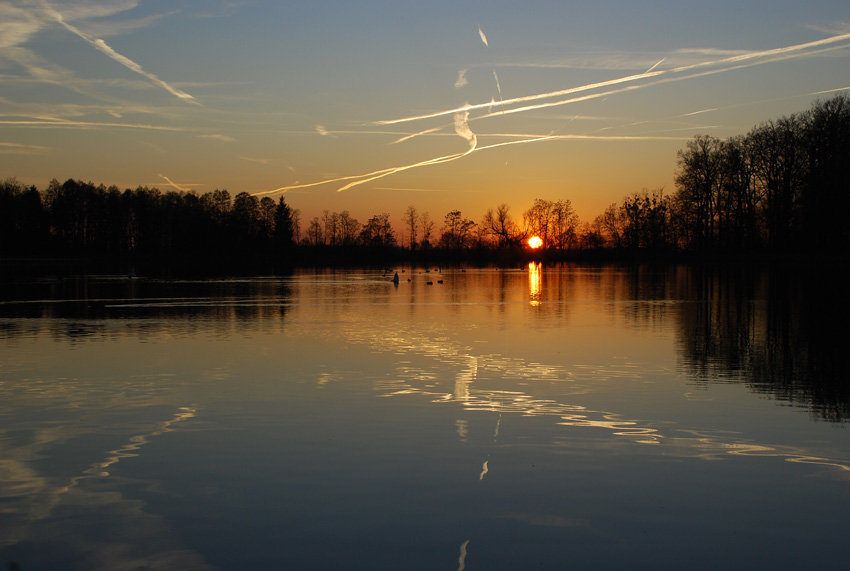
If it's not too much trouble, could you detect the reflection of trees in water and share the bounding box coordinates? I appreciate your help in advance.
[674,266,850,422]
[0,276,291,341]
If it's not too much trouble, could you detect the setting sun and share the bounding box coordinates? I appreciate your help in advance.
[528,236,543,249]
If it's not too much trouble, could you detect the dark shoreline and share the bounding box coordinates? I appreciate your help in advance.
[1,246,844,281]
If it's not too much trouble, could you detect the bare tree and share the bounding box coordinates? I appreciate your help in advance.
[307,216,323,246]
[440,210,476,250]
[403,205,418,250]
[290,208,301,243]
[523,198,554,246]
[419,211,435,249]
[338,210,360,246]
[321,210,341,247]
[481,203,520,247]
[550,199,579,250]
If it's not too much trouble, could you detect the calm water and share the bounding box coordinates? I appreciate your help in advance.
[1,264,848,570]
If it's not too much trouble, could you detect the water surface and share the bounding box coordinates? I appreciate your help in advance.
[1,264,848,570]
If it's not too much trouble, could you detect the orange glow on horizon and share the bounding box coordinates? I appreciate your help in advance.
[528,236,543,249]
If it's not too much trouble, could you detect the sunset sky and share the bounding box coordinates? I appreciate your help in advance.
[2,0,850,227]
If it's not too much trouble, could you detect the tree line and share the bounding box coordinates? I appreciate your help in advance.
[0,181,296,264]
[2,94,848,267]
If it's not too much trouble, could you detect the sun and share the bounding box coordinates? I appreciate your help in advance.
[527,236,543,249]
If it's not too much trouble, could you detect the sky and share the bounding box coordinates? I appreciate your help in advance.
[2,0,850,228]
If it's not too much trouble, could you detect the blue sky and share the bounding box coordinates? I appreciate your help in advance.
[2,0,849,225]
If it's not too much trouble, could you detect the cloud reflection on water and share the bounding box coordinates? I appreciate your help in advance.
[0,405,210,569]
[319,267,850,480]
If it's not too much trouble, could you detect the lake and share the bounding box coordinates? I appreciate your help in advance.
[1,263,848,570]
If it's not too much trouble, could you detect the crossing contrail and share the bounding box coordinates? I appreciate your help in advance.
[645,57,666,73]
[254,134,557,196]
[256,31,850,198]
[375,31,850,126]
[469,42,850,121]
[333,106,477,192]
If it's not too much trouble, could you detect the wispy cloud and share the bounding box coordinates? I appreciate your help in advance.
[455,69,468,89]
[0,142,48,154]
[238,156,274,165]
[0,2,197,106]
[199,134,235,142]
[478,25,489,47]
[372,187,482,193]
[40,4,199,105]
[0,117,186,131]
[0,3,42,49]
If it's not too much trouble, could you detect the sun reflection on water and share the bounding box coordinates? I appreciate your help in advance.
[528,262,541,306]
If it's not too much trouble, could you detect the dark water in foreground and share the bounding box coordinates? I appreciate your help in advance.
[1,264,848,570]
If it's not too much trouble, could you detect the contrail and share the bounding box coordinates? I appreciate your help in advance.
[472,44,850,121]
[478,25,505,112]
[392,126,442,144]
[645,57,665,73]
[158,173,190,192]
[678,107,719,117]
[457,540,470,571]
[333,106,477,192]
[453,105,477,149]
[256,107,481,196]
[375,69,667,125]
[40,3,198,105]
[493,69,505,111]
[254,130,688,197]
[255,133,553,196]
[455,68,468,88]
[809,86,850,96]
[375,31,850,126]
[259,33,850,197]
[253,167,400,196]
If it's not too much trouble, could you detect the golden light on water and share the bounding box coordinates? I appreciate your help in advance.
[528,236,543,249]
[528,262,541,306]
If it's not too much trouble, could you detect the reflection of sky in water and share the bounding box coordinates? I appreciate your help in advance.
[1,267,849,569]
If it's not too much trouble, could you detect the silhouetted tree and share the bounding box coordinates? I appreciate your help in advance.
[337,211,360,247]
[482,203,520,248]
[419,211,435,250]
[550,199,579,251]
[273,196,295,254]
[306,216,323,246]
[404,205,419,250]
[360,213,396,247]
[800,94,850,251]
[523,198,553,246]
[440,210,476,251]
